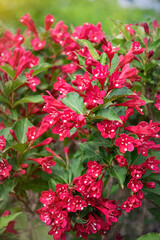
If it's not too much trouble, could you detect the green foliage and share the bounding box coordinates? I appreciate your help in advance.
[136,233,160,240]
[61,92,86,114]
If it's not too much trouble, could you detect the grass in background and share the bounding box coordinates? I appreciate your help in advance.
[0,0,159,34]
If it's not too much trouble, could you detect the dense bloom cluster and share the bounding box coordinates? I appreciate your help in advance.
[37,161,121,239]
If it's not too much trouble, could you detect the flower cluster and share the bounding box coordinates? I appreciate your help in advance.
[0,14,159,240]
[37,161,121,239]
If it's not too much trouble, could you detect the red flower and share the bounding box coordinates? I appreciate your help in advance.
[2,210,18,234]
[72,72,93,91]
[0,159,12,181]
[115,133,135,153]
[31,37,46,51]
[126,24,135,36]
[155,93,160,110]
[127,178,143,193]
[97,120,117,139]
[66,195,87,212]
[20,13,37,35]
[115,92,146,115]
[25,70,40,92]
[142,156,160,171]
[87,161,102,178]
[72,22,104,43]
[40,189,56,205]
[102,42,120,63]
[84,85,106,109]
[0,135,6,151]
[45,14,55,31]
[54,77,76,98]
[30,156,56,174]
[121,194,141,212]
[92,62,109,89]
[129,42,145,55]
[56,184,69,200]
[115,155,128,167]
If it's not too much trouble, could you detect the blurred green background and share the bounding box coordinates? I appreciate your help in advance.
[0,0,159,34]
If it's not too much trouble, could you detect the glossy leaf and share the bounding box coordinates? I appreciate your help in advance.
[0,212,22,230]
[61,92,86,114]
[13,118,33,143]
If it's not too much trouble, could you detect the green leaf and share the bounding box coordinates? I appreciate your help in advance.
[61,92,86,114]
[149,39,160,51]
[0,178,19,199]
[0,127,13,143]
[100,52,107,66]
[0,64,16,79]
[95,108,122,122]
[48,178,57,192]
[141,94,153,104]
[74,52,85,66]
[110,53,119,74]
[136,233,160,240]
[69,150,83,180]
[131,153,146,165]
[11,143,28,154]
[3,78,26,96]
[14,95,44,107]
[113,20,132,41]
[13,118,33,143]
[107,87,134,101]
[143,183,160,196]
[109,165,127,188]
[32,63,53,76]
[79,39,100,60]
[51,164,69,183]
[0,212,22,230]
[22,179,48,193]
[0,95,11,105]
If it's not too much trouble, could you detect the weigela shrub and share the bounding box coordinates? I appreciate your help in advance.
[0,14,159,240]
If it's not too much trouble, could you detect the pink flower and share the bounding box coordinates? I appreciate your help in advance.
[84,85,106,109]
[126,24,135,36]
[115,133,135,153]
[155,93,160,110]
[30,156,56,174]
[72,72,93,91]
[87,161,102,178]
[125,120,160,140]
[142,156,160,171]
[97,120,117,139]
[45,15,55,31]
[31,37,46,51]
[0,159,12,181]
[121,195,141,212]
[92,62,109,89]
[25,70,40,92]
[66,195,87,212]
[72,22,105,43]
[26,126,37,141]
[115,155,128,167]
[20,13,37,35]
[129,42,145,55]
[56,184,69,200]
[102,42,120,63]
[0,135,6,151]
[127,178,143,193]
[40,189,56,205]
[115,92,146,115]
[54,77,76,98]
